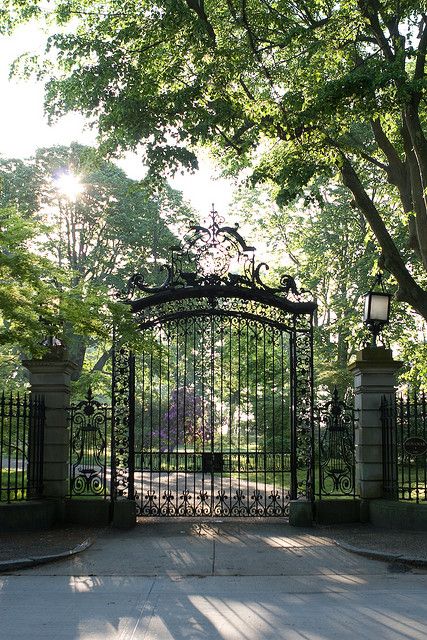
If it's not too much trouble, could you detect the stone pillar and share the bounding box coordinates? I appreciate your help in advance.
[23,358,78,499]
[349,346,401,500]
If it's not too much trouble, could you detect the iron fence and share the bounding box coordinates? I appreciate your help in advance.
[68,389,111,498]
[382,392,427,503]
[316,388,357,499]
[137,451,291,474]
[0,392,45,502]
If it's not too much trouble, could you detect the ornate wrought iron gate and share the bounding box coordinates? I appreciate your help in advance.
[112,210,316,517]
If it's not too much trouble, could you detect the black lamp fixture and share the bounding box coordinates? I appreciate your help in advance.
[363,270,392,347]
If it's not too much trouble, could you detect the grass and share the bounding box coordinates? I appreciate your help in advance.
[0,469,26,502]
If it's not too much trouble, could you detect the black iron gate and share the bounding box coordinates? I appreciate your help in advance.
[382,391,427,502]
[112,210,316,517]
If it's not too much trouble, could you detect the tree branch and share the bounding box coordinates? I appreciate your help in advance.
[185,0,216,45]
[370,118,412,212]
[403,103,427,255]
[240,0,274,84]
[213,125,243,154]
[92,348,113,372]
[415,15,427,82]
[358,150,388,171]
[239,77,255,101]
[128,40,164,55]
[339,154,427,316]
[402,119,427,260]
[226,0,238,21]
[370,118,403,167]
[356,0,394,61]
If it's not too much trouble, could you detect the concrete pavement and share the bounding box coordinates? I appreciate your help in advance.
[13,519,402,577]
[1,519,427,639]
[2,572,427,639]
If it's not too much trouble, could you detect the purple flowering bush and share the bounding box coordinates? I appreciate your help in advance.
[159,386,210,451]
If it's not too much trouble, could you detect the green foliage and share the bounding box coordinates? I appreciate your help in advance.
[0,206,60,356]
[396,330,427,392]
[0,143,195,383]
[10,0,427,326]
[0,1,42,35]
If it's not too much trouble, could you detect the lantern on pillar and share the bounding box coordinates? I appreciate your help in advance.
[363,271,392,347]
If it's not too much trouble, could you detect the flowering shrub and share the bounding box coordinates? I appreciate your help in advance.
[160,386,210,451]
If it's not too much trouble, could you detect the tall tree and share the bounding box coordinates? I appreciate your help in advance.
[0,144,194,378]
[13,1,427,319]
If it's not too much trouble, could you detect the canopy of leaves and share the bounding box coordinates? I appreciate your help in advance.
[12,0,427,321]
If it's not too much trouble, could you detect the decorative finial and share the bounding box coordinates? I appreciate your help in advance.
[208,204,221,238]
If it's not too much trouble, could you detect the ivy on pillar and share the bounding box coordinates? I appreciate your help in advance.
[349,346,401,500]
[23,352,78,500]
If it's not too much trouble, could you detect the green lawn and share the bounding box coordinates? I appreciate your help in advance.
[0,469,26,502]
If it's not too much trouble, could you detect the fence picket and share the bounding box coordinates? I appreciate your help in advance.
[0,392,45,502]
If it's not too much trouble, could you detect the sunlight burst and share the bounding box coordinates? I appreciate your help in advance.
[54,171,84,202]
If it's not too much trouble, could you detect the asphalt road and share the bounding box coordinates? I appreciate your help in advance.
[1,519,427,639]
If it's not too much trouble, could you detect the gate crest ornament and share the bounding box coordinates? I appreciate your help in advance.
[125,206,310,302]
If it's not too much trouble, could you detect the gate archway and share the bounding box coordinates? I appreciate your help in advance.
[112,210,316,517]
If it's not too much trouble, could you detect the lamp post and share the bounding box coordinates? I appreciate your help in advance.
[363,271,392,347]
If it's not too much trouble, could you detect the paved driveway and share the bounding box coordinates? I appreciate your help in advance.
[1,519,427,639]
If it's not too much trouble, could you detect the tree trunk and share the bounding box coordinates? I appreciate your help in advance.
[339,157,427,321]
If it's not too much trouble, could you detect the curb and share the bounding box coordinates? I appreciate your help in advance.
[0,538,93,573]
[334,539,427,568]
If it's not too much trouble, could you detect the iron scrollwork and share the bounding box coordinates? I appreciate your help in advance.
[69,388,109,497]
[124,207,310,302]
[317,388,356,497]
[293,322,315,501]
[112,345,135,499]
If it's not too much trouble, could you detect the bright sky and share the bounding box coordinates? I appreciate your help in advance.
[0,22,235,218]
